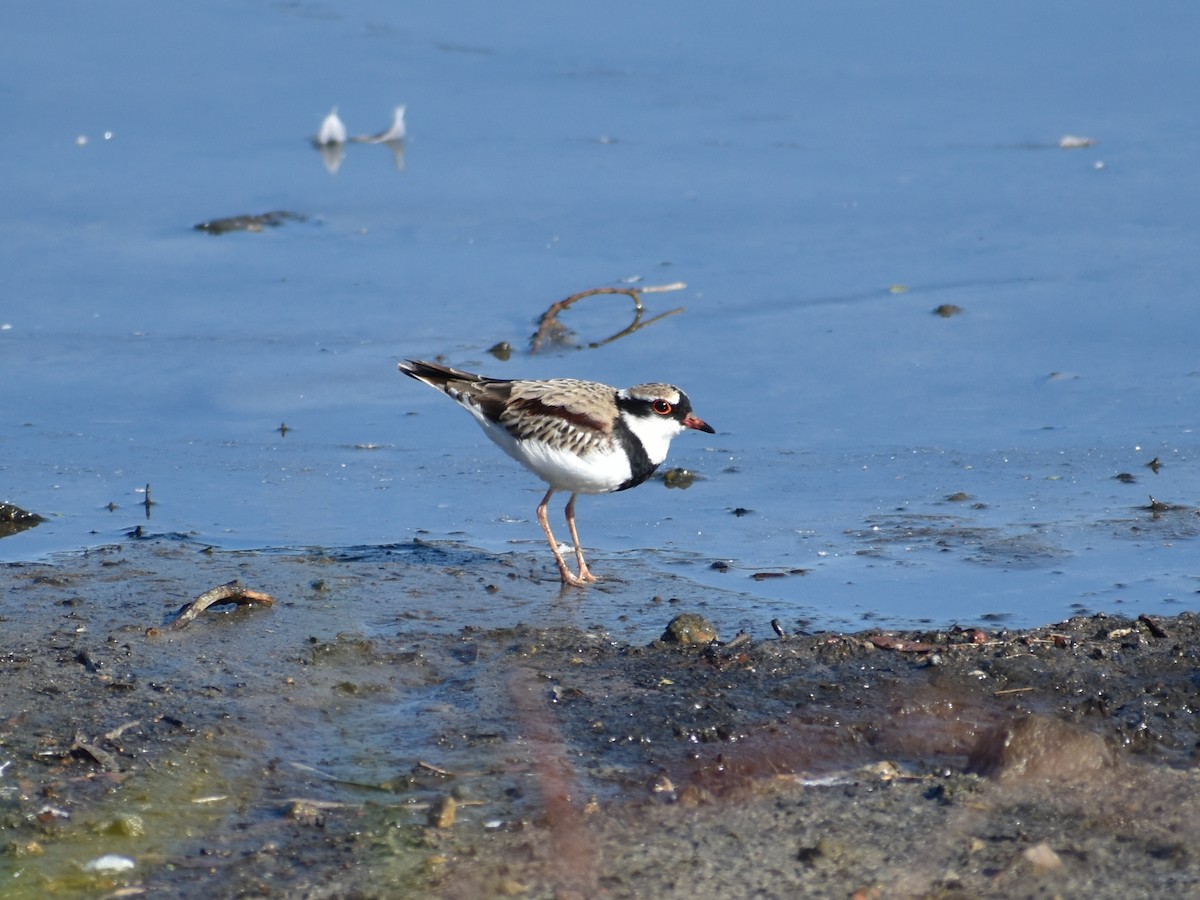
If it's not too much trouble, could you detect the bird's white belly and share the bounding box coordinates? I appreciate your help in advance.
[480,422,632,493]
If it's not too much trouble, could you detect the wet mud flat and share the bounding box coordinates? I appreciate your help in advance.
[0,538,1197,898]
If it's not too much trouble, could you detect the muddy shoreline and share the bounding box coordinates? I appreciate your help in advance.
[1,538,1197,898]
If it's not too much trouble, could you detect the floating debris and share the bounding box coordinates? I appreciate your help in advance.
[313,107,348,173]
[74,131,115,147]
[317,141,346,173]
[932,303,963,318]
[1059,134,1096,149]
[140,481,154,518]
[194,210,307,235]
[351,105,406,144]
[1144,495,1189,513]
[751,571,787,581]
[312,105,407,173]
[316,106,347,146]
[751,569,808,581]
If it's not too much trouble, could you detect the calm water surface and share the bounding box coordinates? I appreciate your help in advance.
[3,1,1198,630]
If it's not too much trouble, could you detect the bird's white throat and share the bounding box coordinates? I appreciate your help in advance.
[618,410,684,465]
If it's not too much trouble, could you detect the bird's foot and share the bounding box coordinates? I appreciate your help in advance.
[555,561,598,587]
[558,570,592,588]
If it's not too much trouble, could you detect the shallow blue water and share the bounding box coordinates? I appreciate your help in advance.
[3,1,1198,630]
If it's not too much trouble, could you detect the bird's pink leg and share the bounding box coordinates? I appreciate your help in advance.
[537,488,588,587]
[564,493,598,583]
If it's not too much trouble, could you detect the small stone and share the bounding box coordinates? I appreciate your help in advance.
[649,774,675,794]
[82,854,136,873]
[1021,841,1064,873]
[0,502,44,525]
[966,714,1114,781]
[798,837,846,867]
[427,794,457,829]
[6,841,43,857]
[105,813,145,837]
[676,784,711,807]
[660,613,718,645]
[286,800,326,825]
[662,468,697,489]
[860,761,900,782]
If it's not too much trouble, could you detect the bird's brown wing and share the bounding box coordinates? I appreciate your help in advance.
[499,379,617,453]
[400,361,618,454]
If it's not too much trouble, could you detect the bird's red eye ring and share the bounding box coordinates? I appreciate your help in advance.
[652,399,673,415]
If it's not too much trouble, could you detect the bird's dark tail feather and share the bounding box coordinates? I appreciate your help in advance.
[398,359,489,388]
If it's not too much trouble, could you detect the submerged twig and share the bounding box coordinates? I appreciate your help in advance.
[104,720,141,742]
[530,283,686,354]
[71,735,121,770]
[169,580,276,630]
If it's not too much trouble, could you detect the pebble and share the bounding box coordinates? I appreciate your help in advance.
[660,613,718,645]
[966,714,1114,781]
[427,794,457,829]
[82,854,136,873]
[1021,841,1064,873]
